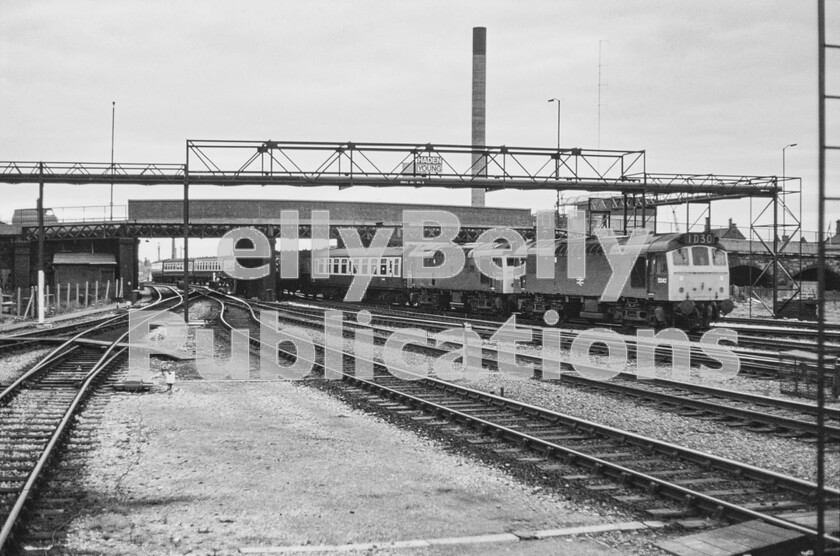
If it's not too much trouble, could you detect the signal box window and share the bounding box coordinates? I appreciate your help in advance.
[712,249,727,266]
[673,248,689,266]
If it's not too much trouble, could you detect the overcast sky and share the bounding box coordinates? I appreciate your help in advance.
[1,1,838,259]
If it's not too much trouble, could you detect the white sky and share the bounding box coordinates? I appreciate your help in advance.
[1,1,839,261]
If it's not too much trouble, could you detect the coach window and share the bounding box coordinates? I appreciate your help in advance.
[691,246,709,266]
[712,249,727,266]
[393,258,402,277]
[360,259,369,275]
[351,258,360,274]
[673,248,689,266]
[339,259,347,275]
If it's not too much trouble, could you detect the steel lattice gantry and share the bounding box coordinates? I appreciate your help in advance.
[1,140,780,202]
[13,221,539,245]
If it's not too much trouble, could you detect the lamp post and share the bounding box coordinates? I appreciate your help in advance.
[782,143,797,230]
[547,98,561,149]
[548,98,561,222]
[110,101,115,221]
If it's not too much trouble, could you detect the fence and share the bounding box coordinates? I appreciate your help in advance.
[779,350,840,400]
[51,205,128,223]
[0,279,125,319]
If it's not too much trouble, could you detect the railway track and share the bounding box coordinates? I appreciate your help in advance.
[0,286,182,553]
[208,293,840,548]
[278,296,840,361]
[218,294,839,439]
[545,374,840,442]
[0,312,129,357]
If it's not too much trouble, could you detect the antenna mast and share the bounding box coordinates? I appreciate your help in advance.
[597,40,607,150]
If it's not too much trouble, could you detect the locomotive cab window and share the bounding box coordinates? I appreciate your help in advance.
[712,249,727,266]
[672,248,689,266]
[691,246,710,266]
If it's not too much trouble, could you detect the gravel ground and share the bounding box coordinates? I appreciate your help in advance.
[61,300,671,555]
[63,381,661,556]
[0,348,50,384]
[453,372,840,490]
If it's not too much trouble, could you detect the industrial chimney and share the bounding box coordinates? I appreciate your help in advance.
[471,27,487,207]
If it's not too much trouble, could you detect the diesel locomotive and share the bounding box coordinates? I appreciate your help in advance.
[288,231,734,330]
[152,231,734,330]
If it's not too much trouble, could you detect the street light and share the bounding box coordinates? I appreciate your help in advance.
[782,143,797,230]
[548,98,562,222]
[547,98,561,148]
[110,101,115,221]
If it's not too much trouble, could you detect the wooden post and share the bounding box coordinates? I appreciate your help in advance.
[45,285,50,314]
[85,281,89,307]
[66,282,70,309]
[25,287,34,318]
[76,283,80,307]
[105,280,111,301]
[94,280,99,304]
[16,287,21,317]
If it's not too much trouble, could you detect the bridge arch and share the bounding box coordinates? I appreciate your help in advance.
[791,266,840,291]
[730,265,774,287]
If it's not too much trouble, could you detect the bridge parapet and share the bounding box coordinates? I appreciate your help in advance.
[719,238,840,257]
